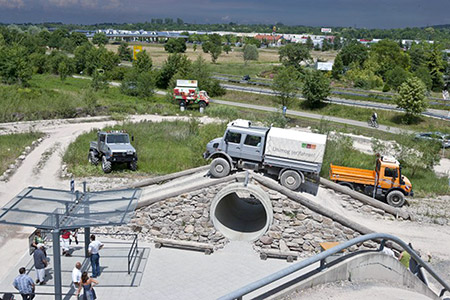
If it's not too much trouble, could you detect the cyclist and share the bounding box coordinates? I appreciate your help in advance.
[371,111,378,124]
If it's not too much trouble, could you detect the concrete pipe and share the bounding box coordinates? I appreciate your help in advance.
[210,183,273,242]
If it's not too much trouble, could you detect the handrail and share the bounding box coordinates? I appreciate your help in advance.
[127,234,139,274]
[219,232,450,300]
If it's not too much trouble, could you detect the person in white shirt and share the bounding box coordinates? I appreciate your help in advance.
[381,241,395,258]
[72,262,82,290]
[88,235,104,278]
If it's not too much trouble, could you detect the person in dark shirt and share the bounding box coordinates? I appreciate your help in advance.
[33,244,47,285]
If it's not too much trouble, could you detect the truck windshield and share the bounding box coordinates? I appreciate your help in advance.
[107,134,129,144]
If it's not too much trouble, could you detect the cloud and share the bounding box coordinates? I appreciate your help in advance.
[45,0,120,9]
[0,0,24,8]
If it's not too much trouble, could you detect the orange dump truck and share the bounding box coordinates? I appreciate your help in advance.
[329,156,413,207]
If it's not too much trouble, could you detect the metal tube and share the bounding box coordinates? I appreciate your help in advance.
[52,215,62,300]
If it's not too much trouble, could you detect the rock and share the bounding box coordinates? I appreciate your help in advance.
[286,242,299,248]
[25,146,31,152]
[8,164,15,170]
[18,155,26,161]
[268,231,282,239]
[184,225,194,233]
[302,242,314,251]
[322,217,333,226]
[279,239,289,252]
[260,236,273,245]
[292,238,304,244]
[312,214,323,222]
[296,213,308,221]
[303,233,313,240]
[273,207,283,213]
[131,225,142,232]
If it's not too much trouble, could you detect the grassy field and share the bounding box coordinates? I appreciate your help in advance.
[220,90,450,134]
[63,120,226,177]
[0,74,181,122]
[0,132,44,174]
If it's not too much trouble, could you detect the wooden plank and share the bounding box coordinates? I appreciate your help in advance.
[260,249,298,262]
[319,242,341,252]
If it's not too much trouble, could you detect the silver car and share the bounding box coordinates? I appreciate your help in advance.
[415,132,450,148]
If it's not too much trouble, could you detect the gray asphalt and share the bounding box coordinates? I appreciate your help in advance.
[221,84,450,121]
[210,98,415,135]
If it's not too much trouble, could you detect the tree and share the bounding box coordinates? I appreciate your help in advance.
[121,70,155,98]
[92,33,109,46]
[243,44,258,64]
[385,66,411,91]
[272,66,300,108]
[0,44,33,86]
[202,34,222,63]
[48,29,69,49]
[278,43,311,71]
[369,39,409,79]
[156,54,191,89]
[58,61,69,81]
[305,37,314,50]
[223,44,231,54]
[91,69,109,91]
[186,56,225,97]
[427,47,445,92]
[332,54,344,79]
[339,40,368,67]
[118,42,133,61]
[70,32,88,47]
[321,38,332,51]
[395,77,428,123]
[164,38,187,53]
[302,70,331,107]
[133,50,152,72]
[413,66,433,90]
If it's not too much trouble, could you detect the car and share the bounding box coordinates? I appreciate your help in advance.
[414,132,450,148]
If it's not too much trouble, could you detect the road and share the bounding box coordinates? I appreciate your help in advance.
[221,83,450,121]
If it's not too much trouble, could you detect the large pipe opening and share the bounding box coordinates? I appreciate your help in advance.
[210,183,273,241]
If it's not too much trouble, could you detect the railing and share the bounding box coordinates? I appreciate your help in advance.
[219,232,450,300]
[128,233,139,274]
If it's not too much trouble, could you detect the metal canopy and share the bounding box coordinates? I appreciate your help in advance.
[0,186,141,230]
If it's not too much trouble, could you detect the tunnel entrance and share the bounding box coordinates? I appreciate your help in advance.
[210,183,273,241]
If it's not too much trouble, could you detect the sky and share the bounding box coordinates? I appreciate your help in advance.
[0,0,449,29]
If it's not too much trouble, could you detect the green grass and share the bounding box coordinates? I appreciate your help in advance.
[220,90,450,134]
[0,132,44,174]
[207,62,276,78]
[63,120,226,177]
[0,74,182,122]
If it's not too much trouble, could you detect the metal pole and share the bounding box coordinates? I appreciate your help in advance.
[84,192,90,258]
[53,215,62,300]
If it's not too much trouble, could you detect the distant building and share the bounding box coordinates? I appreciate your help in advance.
[315,61,334,71]
[254,34,283,44]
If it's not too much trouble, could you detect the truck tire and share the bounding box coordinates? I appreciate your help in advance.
[199,101,206,113]
[338,182,354,190]
[210,158,230,178]
[101,156,112,173]
[128,161,137,171]
[88,151,99,166]
[280,170,302,191]
[180,102,186,112]
[386,190,405,207]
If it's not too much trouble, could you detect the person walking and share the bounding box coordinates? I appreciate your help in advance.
[13,267,35,300]
[75,272,98,300]
[72,262,82,290]
[61,229,71,257]
[381,241,395,258]
[88,235,104,278]
[33,244,47,285]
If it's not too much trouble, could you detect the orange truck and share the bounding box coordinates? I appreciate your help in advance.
[329,156,413,207]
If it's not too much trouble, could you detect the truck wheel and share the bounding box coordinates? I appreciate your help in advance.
[280,170,302,190]
[180,102,186,112]
[210,158,230,178]
[199,101,206,113]
[101,156,112,173]
[128,161,137,171]
[386,190,405,207]
[338,182,354,190]
[88,151,99,166]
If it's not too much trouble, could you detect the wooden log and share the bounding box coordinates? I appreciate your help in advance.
[260,248,298,262]
[320,177,410,220]
[153,238,214,254]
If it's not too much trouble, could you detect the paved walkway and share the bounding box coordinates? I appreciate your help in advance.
[0,236,314,299]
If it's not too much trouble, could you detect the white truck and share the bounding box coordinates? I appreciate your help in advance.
[203,120,327,195]
[173,80,210,112]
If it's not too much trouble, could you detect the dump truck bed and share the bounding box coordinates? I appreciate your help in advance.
[329,164,376,186]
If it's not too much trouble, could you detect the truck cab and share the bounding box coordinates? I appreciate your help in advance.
[375,156,413,198]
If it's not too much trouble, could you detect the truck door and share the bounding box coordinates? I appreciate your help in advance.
[241,134,264,162]
[224,130,242,159]
[383,167,398,188]
[99,134,107,153]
